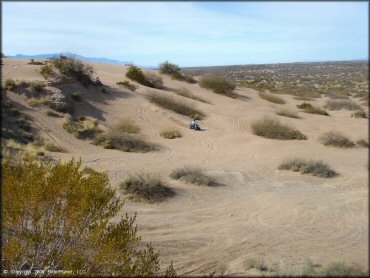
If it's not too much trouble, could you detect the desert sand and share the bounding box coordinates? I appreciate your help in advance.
[2,58,368,275]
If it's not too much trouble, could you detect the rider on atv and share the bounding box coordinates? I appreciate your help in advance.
[189,119,201,131]
[95,76,103,86]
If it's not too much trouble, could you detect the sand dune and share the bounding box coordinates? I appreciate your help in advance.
[2,58,368,275]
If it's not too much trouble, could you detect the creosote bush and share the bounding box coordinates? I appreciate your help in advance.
[113,118,141,134]
[120,173,175,202]
[351,110,367,118]
[297,102,329,116]
[2,158,163,276]
[126,65,151,87]
[356,139,369,148]
[159,61,195,83]
[4,79,16,90]
[40,65,53,79]
[170,167,215,186]
[251,117,307,140]
[63,115,101,140]
[319,131,355,148]
[116,80,138,91]
[258,92,286,104]
[160,128,182,139]
[279,158,337,178]
[30,81,44,94]
[146,93,205,120]
[199,75,237,98]
[324,100,361,111]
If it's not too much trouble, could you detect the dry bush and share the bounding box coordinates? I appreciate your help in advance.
[244,258,268,272]
[251,117,307,140]
[174,87,209,104]
[324,100,361,111]
[45,142,66,152]
[94,132,155,153]
[116,80,138,91]
[113,118,140,134]
[2,158,162,276]
[144,72,164,89]
[40,65,53,80]
[320,261,365,276]
[170,167,215,186]
[4,79,16,90]
[297,102,329,116]
[63,115,101,140]
[199,75,237,98]
[160,128,182,139]
[45,109,60,117]
[29,81,44,94]
[319,131,355,148]
[351,110,367,118]
[356,139,369,148]
[276,109,300,118]
[120,173,175,202]
[126,65,152,87]
[146,93,205,120]
[258,92,286,104]
[27,97,38,107]
[159,61,195,83]
[279,158,337,178]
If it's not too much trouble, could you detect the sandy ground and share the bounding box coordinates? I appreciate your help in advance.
[2,58,368,275]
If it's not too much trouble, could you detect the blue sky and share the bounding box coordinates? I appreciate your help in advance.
[3,1,368,67]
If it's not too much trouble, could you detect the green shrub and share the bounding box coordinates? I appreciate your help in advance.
[29,81,44,94]
[94,132,155,153]
[258,92,286,104]
[351,110,367,118]
[71,92,82,101]
[120,173,175,202]
[320,261,365,276]
[4,79,16,90]
[116,80,138,91]
[297,102,329,116]
[159,61,181,75]
[2,158,161,276]
[160,128,182,139]
[113,118,140,134]
[170,167,215,186]
[126,65,151,87]
[276,109,300,118]
[324,100,361,111]
[279,158,337,178]
[146,93,205,120]
[199,75,236,98]
[40,65,53,79]
[243,258,268,272]
[251,117,307,140]
[356,139,369,148]
[174,87,209,103]
[319,131,355,148]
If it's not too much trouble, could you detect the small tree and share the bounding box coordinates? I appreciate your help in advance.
[2,158,161,276]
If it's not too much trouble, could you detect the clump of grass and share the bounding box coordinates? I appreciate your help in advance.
[120,173,175,202]
[251,117,306,140]
[174,87,209,104]
[324,100,361,111]
[199,75,237,98]
[320,261,365,276]
[116,80,138,91]
[4,79,16,90]
[45,142,66,153]
[243,258,268,272]
[259,92,286,104]
[297,102,329,116]
[276,109,300,118]
[319,131,355,148]
[356,139,369,148]
[40,65,53,79]
[71,92,82,101]
[94,132,155,153]
[160,128,182,139]
[351,110,367,118]
[170,167,215,186]
[146,93,205,120]
[279,158,337,178]
[113,118,140,134]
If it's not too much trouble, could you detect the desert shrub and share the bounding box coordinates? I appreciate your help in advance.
[170,167,215,186]
[159,61,181,75]
[297,102,329,116]
[297,102,313,109]
[258,92,286,104]
[45,109,59,117]
[113,118,140,134]
[28,58,43,65]
[126,65,151,87]
[39,96,49,105]
[146,93,205,120]
[319,131,355,148]
[120,173,175,202]
[4,79,16,90]
[40,65,53,79]
[27,97,38,107]
[251,117,307,140]
[276,109,300,118]
[324,100,361,111]
[160,128,182,139]
[76,115,86,121]
[2,158,161,276]
[279,158,337,178]
[244,258,268,272]
[16,116,31,132]
[116,80,138,91]
[174,87,209,103]
[356,139,369,148]
[63,115,101,140]
[52,56,93,87]
[144,72,164,89]
[63,114,82,136]
[45,142,66,152]
[351,110,367,118]
[199,75,236,98]
[71,92,82,101]
[326,92,350,99]
[94,132,154,153]
[320,261,365,276]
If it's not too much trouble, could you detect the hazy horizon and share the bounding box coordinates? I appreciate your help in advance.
[3,1,368,67]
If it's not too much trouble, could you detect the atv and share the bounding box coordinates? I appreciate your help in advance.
[189,123,201,131]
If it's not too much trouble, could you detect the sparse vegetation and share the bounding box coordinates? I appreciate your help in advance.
[116,80,138,91]
[159,61,195,83]
[120,173,175,202]
[216,262,229,275]
[244,258,268,272]
[294,96,316,101]
[279,158,337,178]
[170,167,215,186]
[351,109,367,118]
[28,58,43,65]
[40,65,53,79]
[276,109,300,118]
[297,102,329,116]
[319,131,355,148]
[126,65,151,87]
[146,93,205,120]
[113,118,141,134]
[160,128,182,139]
[174,87,209,104]
[45,109,59,117]
[144,71,164,89]
[259,92,286,104]
[30,81,44,94]
[356,139,369,148]
[45,142,66,152]
[4,79,16,90]
[251,117,307,140]
[320,261,365,276]
[63,114,101,140]
[324,100,361,111]
[199,75,237,98]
